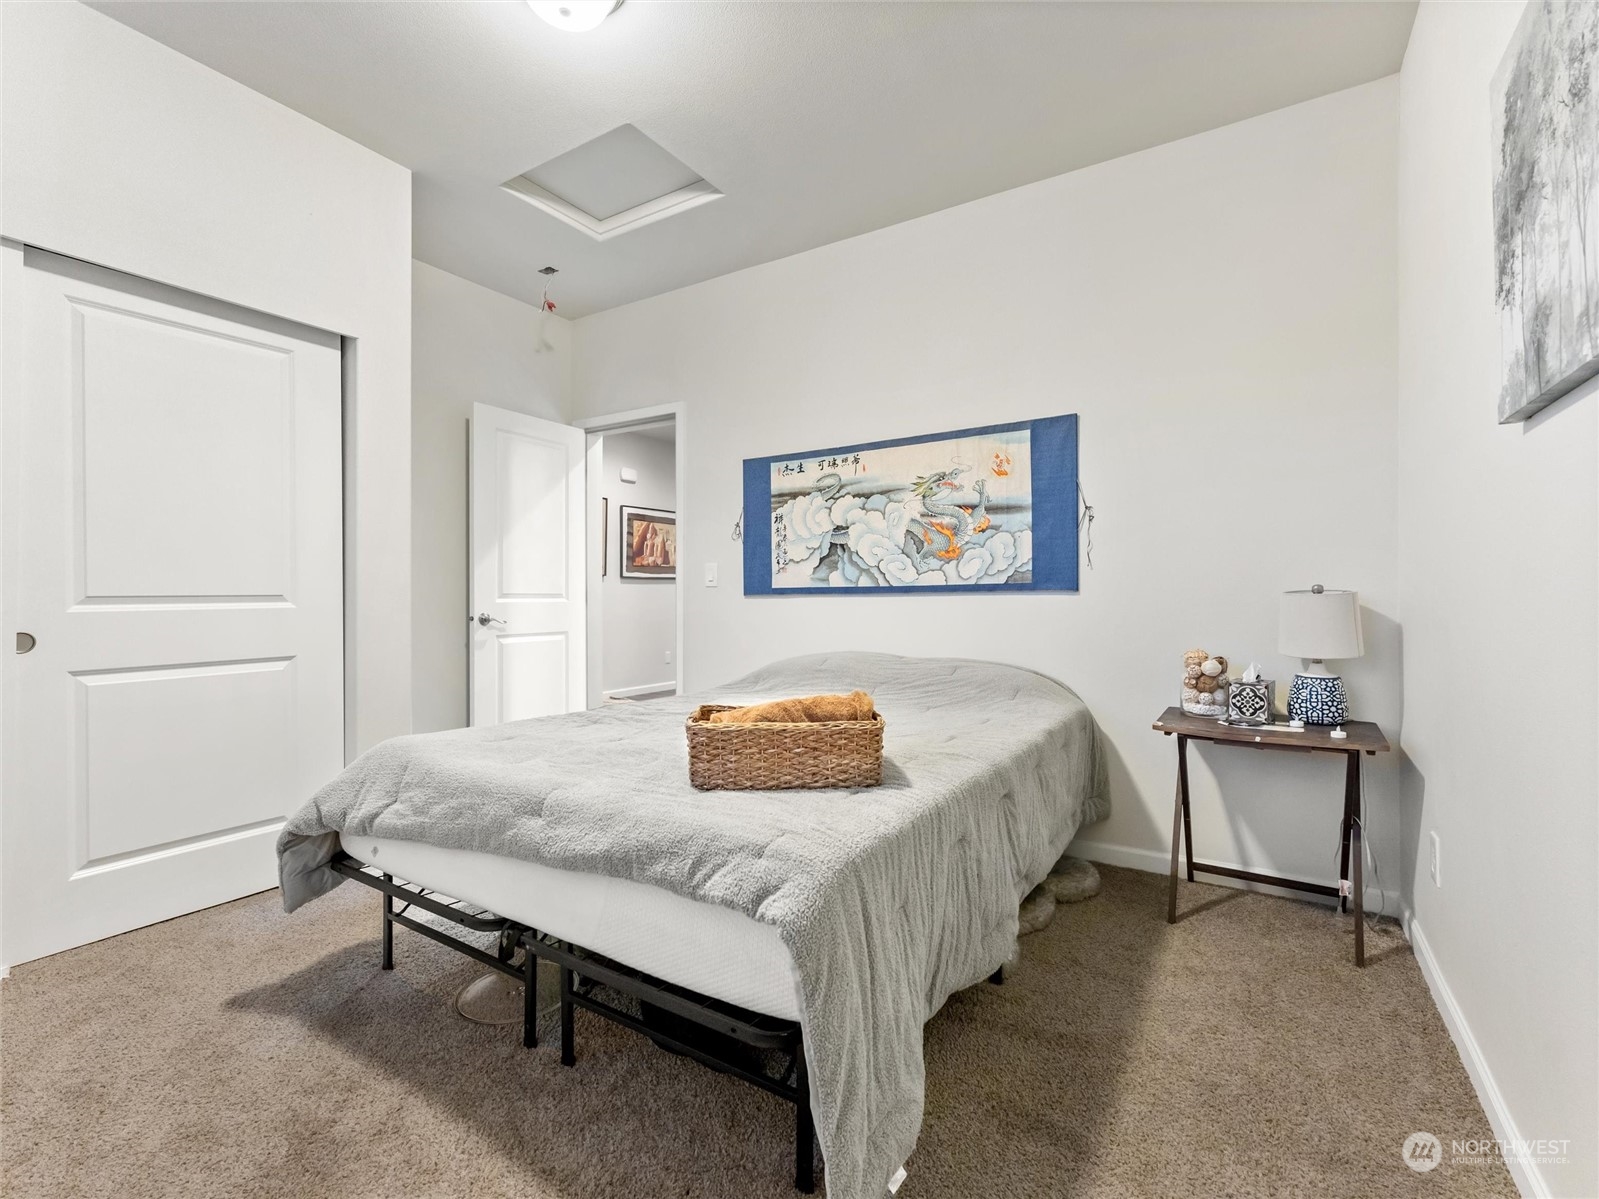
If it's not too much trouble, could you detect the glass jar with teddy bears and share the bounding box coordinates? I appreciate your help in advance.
[1180,649,1230,718]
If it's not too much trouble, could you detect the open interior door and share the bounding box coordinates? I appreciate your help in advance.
[468,403,586,726]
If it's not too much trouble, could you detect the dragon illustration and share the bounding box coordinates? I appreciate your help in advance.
[812,472,846,503]
[910,469,990,561]
[794,466,993,578]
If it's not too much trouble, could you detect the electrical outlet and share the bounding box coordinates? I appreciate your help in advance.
[1429,831,1441,887]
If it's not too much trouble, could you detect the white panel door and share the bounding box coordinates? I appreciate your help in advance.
[1,248,344,967]
[469,403,585,726]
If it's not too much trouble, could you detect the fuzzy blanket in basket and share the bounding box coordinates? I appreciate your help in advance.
[705,690,876,724]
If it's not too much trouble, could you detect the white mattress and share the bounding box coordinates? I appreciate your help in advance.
[339,834,804,1021]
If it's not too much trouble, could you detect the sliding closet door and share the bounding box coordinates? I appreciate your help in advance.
[1,247,345,966]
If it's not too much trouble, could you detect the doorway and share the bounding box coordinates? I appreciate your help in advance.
[578,406,685,710]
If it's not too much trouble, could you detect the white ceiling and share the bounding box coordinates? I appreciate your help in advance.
[88,0,1417,318]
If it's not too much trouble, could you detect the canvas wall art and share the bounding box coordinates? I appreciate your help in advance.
[620,506,676,579]
[1492,0,1599,423]
[741,415,1078,594]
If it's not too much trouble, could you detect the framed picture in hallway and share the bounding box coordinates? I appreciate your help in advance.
[620,506,677,579]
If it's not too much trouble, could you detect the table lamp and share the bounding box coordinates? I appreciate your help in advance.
[1279,585,1363,736]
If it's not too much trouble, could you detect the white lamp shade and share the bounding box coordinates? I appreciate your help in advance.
[1279,588,1364,661]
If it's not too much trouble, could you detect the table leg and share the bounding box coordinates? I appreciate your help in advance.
[1350,751,1365,965]
[1179,735,1194,883]
[1167,735,1186,923]
[1352,809,1365,968]
[1338,752,1358,913]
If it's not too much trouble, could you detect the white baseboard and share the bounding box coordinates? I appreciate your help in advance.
[1068,838,1397,916]
[604,681,677,699]
[1409,918,1546,1199]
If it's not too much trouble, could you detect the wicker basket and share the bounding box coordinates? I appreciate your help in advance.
[686,705,885,791]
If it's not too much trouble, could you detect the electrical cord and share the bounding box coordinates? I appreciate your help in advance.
[1359,764,1389,928]
[1330,765,1389,929]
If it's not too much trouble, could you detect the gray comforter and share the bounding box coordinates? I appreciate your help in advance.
[279,652,1107,1199]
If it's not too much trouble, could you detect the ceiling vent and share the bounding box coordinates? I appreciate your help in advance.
[503,124,721,241]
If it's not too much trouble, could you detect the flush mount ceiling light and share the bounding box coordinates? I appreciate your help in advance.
[528,0,622,33]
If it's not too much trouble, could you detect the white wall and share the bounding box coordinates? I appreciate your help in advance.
[1398,5,1599,1195]
[0,1,413,758]
[572,79,1402,898]
[600,430,677,696]
[412,260,572,733]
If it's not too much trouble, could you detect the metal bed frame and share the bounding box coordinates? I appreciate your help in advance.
[329,853,818,1193]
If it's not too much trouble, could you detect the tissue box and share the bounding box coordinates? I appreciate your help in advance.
[1227,677,1274,725]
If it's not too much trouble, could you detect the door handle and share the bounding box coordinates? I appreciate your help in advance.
[15,631,35,654]
[475,613,506,627]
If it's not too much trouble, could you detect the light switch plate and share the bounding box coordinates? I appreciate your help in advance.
[704,562,718,587]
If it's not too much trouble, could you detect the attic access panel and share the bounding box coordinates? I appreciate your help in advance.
[503,124,721,241]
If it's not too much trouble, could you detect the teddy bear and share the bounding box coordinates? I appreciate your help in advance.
[1181,648,1230,717]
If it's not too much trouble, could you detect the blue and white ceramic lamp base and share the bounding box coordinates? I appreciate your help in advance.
[1287,673,1348,725]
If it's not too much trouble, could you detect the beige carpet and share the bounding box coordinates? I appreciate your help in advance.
[0,867,1513,1199]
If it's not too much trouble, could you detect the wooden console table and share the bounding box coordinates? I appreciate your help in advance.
[1153,706,1390,966]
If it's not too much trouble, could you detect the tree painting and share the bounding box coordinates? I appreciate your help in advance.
[1492,0,1599,423]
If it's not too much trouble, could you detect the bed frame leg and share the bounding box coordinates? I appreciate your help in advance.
[522,944,539,1049]
[380,875,394,971]
[559,961,576,1067]
[794,1043,815,1193]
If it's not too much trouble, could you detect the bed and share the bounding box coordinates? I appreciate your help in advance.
[279,652,1107,1199]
